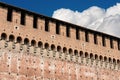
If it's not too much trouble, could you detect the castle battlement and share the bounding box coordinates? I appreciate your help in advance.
[0,2,120,80]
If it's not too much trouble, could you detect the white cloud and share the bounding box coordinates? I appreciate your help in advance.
[52,3,120,38]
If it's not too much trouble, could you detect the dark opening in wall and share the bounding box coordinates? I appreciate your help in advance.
[110,37,114,48]
[102,35,106,46]
[74,50,78,56]
[66,25,70,37]
[24,38,29,45]
[9,35,15,41]
[31,40,36,46]
[113,58,116,64]
[38,41,43,48]
[45,18,49,31]
[90,53,93,59]
[117,39,120,50]
[57,46,61,52]
[99,55,103,61]
[44,43,49,49]
[109,57,112,63]
[63,47,67,53]
[56,22,60,34]
[95,54,98,60]
[51,44,55,51]
[80,51,83,57]
[104,56,107,62]
[85,31,89,42]
[16,36,22,43]
[76,28,80,40]
[69,48,73,55]
[21,11,26,25]
[1,33,7,40]
[85,52,88,58]
[33,16,38,29]
[94,33,98,44]
[7,7,13,21]
[117,60,120,64]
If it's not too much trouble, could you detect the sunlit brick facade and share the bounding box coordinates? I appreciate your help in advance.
[0,2,120,80]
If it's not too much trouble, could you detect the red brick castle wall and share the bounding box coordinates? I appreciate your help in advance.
[0,2,120,80]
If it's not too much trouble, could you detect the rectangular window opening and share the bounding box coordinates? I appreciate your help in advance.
[21,12,26,25]
[76,28,80,40]
[7,8,13,21]
[110,38,114,48]
[66,26,70,37]
[117,40,120,50]
[102,35,106,46]
[85,31,89,42]
[45,19,49,31]
[56,22,60,34]
[94,33,98,44]
[33,16,38,29]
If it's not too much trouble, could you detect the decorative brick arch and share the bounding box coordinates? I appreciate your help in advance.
[1,33,7,40]
[31,39,36,46]
[16,36,22,43]
[9,34,15,41]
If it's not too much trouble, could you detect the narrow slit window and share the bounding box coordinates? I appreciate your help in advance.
[85,31,89,42]
[102,35,106,46]
[7,8,13,21]
[66,26,70,37]
[21,12,25,25]
[76,28,80,40]
[33,16,38,29]
[110,37,114,48]
[94,33,98,44]
[117,40,120,50]
[56,22,60,34]
[45,19,49,31]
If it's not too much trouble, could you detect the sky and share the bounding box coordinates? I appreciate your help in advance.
[0,0,119,17]
[1,0,120,38]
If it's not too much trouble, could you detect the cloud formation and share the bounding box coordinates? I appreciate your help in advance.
[52,3,120,37]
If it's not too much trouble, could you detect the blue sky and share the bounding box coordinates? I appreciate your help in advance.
[0,0,119,17]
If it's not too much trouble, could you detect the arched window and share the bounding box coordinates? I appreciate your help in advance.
[38,41,43,48]
[117,59,120,64]
[57,46,61,52]
[44,43,49,49]
[109,57,112,63]
[113,58,116,64]
[80,51,83,57]
[85,52,89,58]
[31,40,36,46]
[95,54,98,60]
[16,36,22,43]
[51,44,55,51]
[1,33,7,40]
[90,53,93,59]
[9,35,15,41]
[63,47,67,53]
[104,56,107,62]
[69,48,73,55]
[99,55,103,61]
[74,50,78,56]
[24,38,29,45]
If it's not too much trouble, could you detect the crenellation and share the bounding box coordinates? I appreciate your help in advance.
[70,27,76,39]
[25,14,33,28]
[60,24,66,36]
[80,29,85,41]
[12,10,21,24]
[0,2,120,80]
[49,20,56,34]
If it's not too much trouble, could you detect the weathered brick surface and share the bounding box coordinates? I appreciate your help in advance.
[0,2,120,80]
[0,51,119,80]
